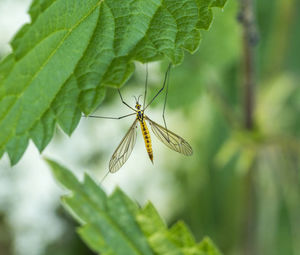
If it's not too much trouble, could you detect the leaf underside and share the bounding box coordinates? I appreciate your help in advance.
[46,158,222,255]
[0,0,226,165]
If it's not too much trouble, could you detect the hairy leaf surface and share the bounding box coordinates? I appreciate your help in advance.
[0,0,226,165]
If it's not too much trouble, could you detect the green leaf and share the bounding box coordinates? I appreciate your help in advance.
[0,0,226,165]
[46,159,222,255]
[196,0,227,30]
[137,204,221,255]
[198,237,222,255]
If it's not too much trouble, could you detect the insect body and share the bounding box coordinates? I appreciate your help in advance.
[107,97,193,173]
[136,103,153,162]
[86,64,193,174]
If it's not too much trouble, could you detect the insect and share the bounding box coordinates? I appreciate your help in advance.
[85,64,193,174]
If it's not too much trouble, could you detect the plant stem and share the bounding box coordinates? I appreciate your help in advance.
[238,0,258,130]
[238,0,259,254]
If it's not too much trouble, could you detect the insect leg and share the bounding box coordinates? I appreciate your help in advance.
[162,65,171,141]
[82,112,135,120]
[143,63,148,110]
[100,170,110,184]
[144,63,172,110]
[118,89,136,111]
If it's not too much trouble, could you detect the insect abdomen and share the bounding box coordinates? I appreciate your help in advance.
[140,120,153,163]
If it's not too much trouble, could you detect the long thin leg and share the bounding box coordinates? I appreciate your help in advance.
[82,112,135,120]
[144,63,171,110]
[118,89,136,111]
[162,65,171,141]
[100,170,110,184]
[143,63,148,110]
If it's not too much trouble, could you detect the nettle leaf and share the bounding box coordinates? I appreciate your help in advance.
[0,0,226,165]
[137,205,222,255]
[46,159,222,255]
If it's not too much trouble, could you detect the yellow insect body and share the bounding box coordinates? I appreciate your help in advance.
[139,119,153,162]
[87,65,192,175]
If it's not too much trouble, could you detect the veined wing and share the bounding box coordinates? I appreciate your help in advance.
[146,116,193,156]
[109,119,138,173]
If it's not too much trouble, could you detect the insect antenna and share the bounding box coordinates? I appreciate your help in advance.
[137,95,142,104]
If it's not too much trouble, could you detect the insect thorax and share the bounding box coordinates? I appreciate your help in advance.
[137,110,144,122]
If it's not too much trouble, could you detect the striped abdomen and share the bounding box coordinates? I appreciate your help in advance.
[139,120,153,163]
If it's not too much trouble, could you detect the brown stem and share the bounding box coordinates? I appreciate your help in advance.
[238,0,259,254]
[238,0,258,130]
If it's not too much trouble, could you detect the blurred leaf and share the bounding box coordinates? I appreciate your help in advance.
[0,214,13,255]
[257,74,300,137]
[198,237,222,255]
[46,159,222,255]
[215,129,263,175]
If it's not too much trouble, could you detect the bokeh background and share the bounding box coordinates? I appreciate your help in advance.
[1,0,300,254]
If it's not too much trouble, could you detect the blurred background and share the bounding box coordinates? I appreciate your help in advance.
[1,0,300,254]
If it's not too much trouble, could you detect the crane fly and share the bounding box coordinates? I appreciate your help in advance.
[84,64,193,175]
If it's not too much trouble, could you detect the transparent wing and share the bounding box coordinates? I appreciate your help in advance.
[109,119,138,173]
[146,116,193,156]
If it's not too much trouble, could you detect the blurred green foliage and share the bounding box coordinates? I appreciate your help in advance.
[158,0,300,254]
[0,214,13,255]
[80,1,300,254]
[42,207,96,255]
